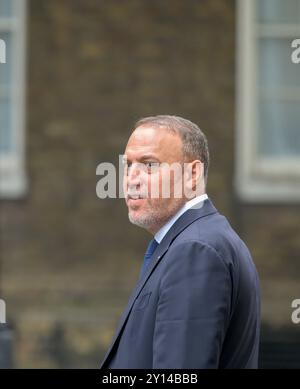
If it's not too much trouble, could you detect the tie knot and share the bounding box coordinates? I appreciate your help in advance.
[140,239,159,278]
[145,239,159,258]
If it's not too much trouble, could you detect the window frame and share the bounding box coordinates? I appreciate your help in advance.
[235,0,300,202]
[0,0,27,198]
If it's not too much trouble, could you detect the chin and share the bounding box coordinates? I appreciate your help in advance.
[128,212,156,231]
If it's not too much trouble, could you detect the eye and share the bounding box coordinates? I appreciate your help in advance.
[122,159,130,167]
[145,162,160,172]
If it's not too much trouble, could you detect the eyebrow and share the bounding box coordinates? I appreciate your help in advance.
[123,154,161,163]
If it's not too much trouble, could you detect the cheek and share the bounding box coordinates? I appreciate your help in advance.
[159,170,176,197]
[148,174,161,197]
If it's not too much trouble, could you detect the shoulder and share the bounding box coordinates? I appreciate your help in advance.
[175,212,236,257]
[169,210,254,274]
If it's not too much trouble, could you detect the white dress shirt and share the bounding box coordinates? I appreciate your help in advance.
[154,194,208,244]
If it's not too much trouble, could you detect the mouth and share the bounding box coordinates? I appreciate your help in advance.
[126,194,146,206]
[127,195,145,200]
[126,190,147,199]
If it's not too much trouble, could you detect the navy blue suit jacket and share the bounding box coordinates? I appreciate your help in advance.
[100,199,260,368]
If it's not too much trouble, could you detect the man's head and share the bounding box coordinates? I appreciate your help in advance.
[123,115,209,234]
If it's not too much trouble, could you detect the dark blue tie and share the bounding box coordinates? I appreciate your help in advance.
[140,239,159,278]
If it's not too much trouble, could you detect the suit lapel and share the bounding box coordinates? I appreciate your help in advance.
[100,198,218,368]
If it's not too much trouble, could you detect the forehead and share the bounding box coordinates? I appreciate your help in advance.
[124,126,183,161]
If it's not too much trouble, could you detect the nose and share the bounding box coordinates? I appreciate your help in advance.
[127,163,141,182]
[124,163,143,190]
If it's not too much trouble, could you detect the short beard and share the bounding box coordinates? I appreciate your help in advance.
[128,198,185,233]
[128,212,160,232]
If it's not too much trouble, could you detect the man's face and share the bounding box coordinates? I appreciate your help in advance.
[123,126,187,234]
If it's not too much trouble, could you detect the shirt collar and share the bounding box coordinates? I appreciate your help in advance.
[154,194,208,244]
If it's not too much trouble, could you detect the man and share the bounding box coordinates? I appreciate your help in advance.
[101,115,260,369]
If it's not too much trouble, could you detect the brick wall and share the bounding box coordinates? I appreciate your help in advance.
[0,0,299,368]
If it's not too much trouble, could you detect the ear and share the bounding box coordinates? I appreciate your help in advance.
[184,160,204,198]
[193,160,204,188]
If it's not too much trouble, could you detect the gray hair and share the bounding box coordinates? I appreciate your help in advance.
[134,115,210,184]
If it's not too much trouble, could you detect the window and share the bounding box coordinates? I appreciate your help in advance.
[236,0,300,202]
[0,0,26,198]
